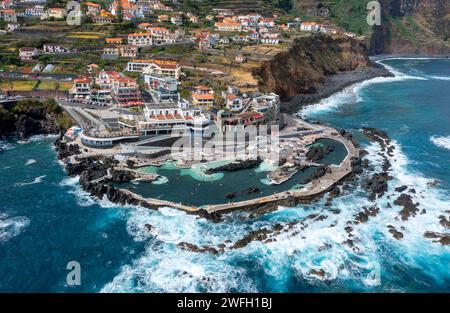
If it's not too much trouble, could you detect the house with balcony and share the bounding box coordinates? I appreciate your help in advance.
[192,86,214,107]
[170,15,182,25]
[300,22,321,32]
[140,101,210,136]
[144,73,179,103]
[127,58,181,78]
[215,21,242,32]
[109,72,143,107]
[128,32,152,47]
[19,47,38,61]
[69,77,93,102]
[25,5,45,17]
[120,45,138,58]
[106,37,123,45]
[84,2,101,15]
[41,8,67,20]
[103,45,120,58]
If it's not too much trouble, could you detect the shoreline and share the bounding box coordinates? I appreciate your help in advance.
[280,64,393,114]
[369,53,450,61]
[53,119,361,220]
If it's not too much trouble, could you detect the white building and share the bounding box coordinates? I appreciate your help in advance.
[128,32,152,47]
[225,94,244,112]
[128,59,181,79]
[43,44,69,54]
[19,47,38,61]
[300,22,321,32]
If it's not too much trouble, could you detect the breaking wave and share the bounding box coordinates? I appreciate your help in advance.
[300,60,428,117]
[14,175,46,187]
[430,135,450,151]
[25,159,36,166]
[0,214,30,242]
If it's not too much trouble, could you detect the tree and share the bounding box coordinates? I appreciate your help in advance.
[116,2,123,23]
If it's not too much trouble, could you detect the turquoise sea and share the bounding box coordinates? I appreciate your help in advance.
[0,58,449,292]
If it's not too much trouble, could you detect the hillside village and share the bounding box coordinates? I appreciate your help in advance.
[0,0,360,143]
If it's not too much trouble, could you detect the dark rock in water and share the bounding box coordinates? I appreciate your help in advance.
[205,158,262,174]
[424,231,450,246]
[364,172,392,199]
[108,169,135,183]
[409,188,416,194]
[228,187,261,199]
[225,192,237,199]
[309,269,326,279]
[354,206,380,224]
[344,226,353,233]
[395,185,408,193]
[394,194,420,221]
[318,243,332,251]
[343,239,354,247]
[197,209,223,223]
[299,166,328,185]
[177,242,219,255]
[230,222,294,250]
[240,187,260,195]
[329,187,341,198]
[306,144,334,162]
[387,225,404,240]
[126,159,135,168]
[231,227,274,249]
[362,128,391,150]
[145,224,154,233]
[439,215,450,229]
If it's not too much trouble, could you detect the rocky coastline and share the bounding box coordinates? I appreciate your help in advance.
[0,99,71,140]
[280,65,393,114]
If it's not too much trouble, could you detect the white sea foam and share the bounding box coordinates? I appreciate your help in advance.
[0,141,14,151]
[14,175,46,187]
[101,137,450,292]
[25,159,36,165]
[428,75,450,81]
[300,60,428,117]
[100,58,450,291]
[0,214,30,242]
[28,134,60,142]
[430,135,450,151]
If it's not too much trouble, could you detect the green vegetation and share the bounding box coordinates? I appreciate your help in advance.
[0,54,23,68]
[325,0,370,35]
[56,113,74,129]
[12,99,62,115]
[390,16,417,44]
[0,81,38,92]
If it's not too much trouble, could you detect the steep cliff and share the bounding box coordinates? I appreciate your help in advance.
[254,34,371,100]
[370,0,450,54]
[291,0,449,55]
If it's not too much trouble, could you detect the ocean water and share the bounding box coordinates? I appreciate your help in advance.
[0,58,449,292]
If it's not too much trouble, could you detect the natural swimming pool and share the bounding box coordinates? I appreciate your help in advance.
[119,138,348,207]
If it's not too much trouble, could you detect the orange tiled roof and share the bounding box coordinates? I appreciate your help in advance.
[193,93,214,101]
[74,77,92,84]
[85,2,101,7]
[128,32,151,37]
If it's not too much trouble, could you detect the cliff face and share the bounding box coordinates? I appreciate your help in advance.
[370,0,450,55]
[290,0,449,55]
[254,34,370,100]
